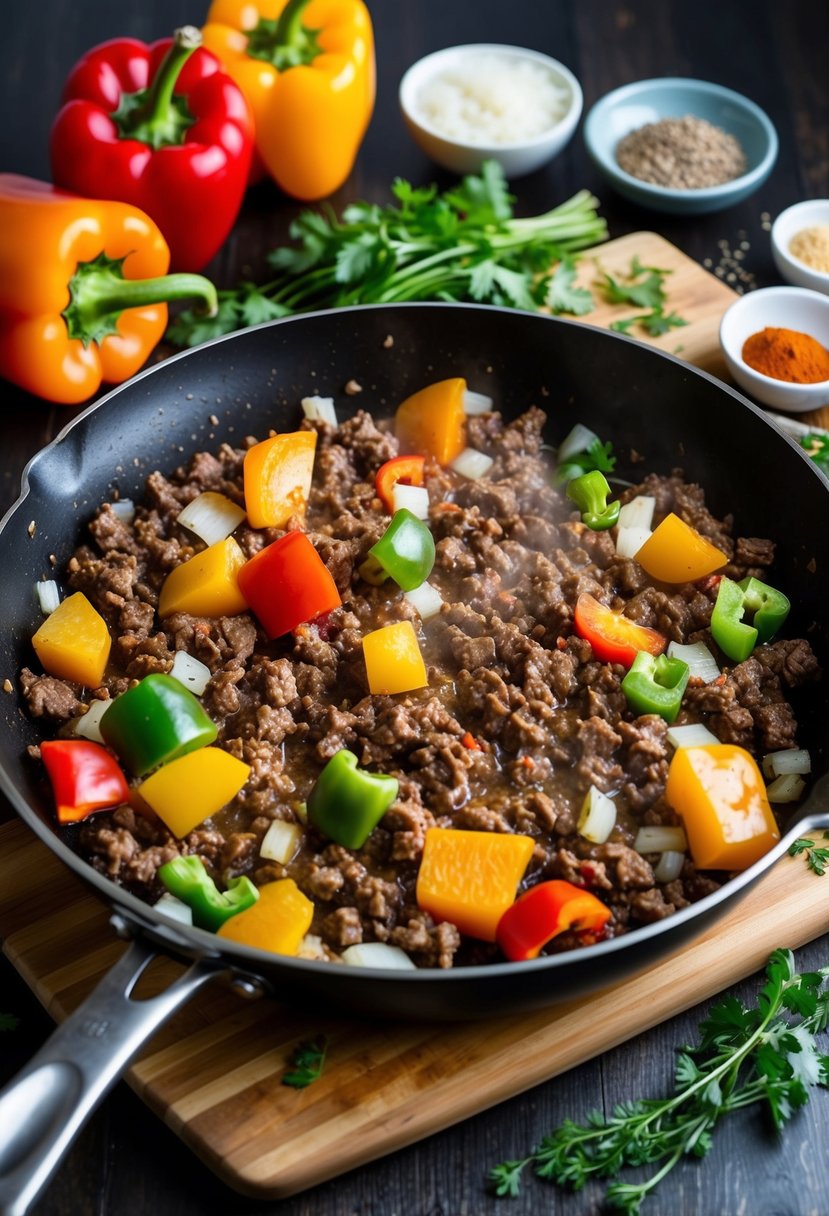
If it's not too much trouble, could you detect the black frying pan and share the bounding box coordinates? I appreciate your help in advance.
[1,304,828,1216]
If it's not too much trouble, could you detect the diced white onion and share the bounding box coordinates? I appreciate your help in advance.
[450,447,494,479]
[392,482,430,519]
[260,820,302,864]
[298,933,327,960]
[462,389,494,415]
[71,698,112,743]
[634,825,688,854]
[169,651,212,696]
[153,893,194,926]
[341,942,417,970]
[615,524,652,559]
[35,580,60,615]
[177,491,245,546]
[110,499,135,524]
[617,495,655,531]
[667,641,721,685]
[404,581,444,620]
[766,773,806,803]
[578,785,617,844]
[301,395,337,425]
[557,423,600,464]
[761,748,811,779]
[654,850,686,883]
[666,723,719,749]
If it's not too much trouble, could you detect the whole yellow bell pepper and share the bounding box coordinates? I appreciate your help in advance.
[202,0,375,200]
[217,878,313,954]
[32,592,111,688]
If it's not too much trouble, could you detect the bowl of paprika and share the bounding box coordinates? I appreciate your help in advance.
[719,286,829,411]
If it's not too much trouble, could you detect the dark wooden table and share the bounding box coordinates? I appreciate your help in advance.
[2,2,828,1213]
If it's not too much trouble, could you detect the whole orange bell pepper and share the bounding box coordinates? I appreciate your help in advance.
[0,175,217,405]
[202,0,375,199]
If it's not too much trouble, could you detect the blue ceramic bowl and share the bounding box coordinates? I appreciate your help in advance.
[584,78,778,214]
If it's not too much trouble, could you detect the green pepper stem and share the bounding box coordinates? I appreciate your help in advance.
[274,0,313,45]
[142,27,201,129]
[111,27,200,148]
[245,0,322,70]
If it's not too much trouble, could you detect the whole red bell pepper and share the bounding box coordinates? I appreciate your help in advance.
[50,26,253,272]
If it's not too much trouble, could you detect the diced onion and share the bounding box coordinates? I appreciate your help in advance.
[177,491,245,546]
[260,820,302,864]
[450,447,494,479]
[654,850,686,883]
[153,893,194,926]
[617,495,655,531]
[762,748,811,779]
[766,772,806,803]
[578,785,617,844]
[615,524,652,559]
[341,942,417,970]
[667,641,721,684]
[71,698,112,743]
[169,651,212,696]
[301,395,337,425]
[557,423,599,464]
[298,934,327,960]
[404,581,444,620]
[392,482,430,519]
[110,499,135,524]
[35,580,60,615]
[666,723,719,749]
[462,389,494,415]
[634,825,688,854]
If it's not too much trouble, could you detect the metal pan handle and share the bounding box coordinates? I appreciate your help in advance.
[0,935,223,1216]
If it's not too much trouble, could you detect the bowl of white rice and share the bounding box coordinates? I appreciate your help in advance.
[399,44,582,177]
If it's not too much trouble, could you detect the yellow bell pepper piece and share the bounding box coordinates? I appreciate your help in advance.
[416,828,535,941]
[363,620,427,695]
[158,537,248,618]
[243,430,317,529]
[634,513,727,584]
[217,878,313,955]
[665,743,780,870]
[395,377,467,466]
[136,746,251,838]
[32,592,110,687]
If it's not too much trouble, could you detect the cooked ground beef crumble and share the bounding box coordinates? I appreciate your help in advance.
[22,405,822,968]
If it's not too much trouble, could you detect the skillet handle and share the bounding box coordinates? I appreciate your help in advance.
[0,936,222,1216]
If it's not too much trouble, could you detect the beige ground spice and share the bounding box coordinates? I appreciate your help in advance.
[616,115,747,189]
[789,226,829,273]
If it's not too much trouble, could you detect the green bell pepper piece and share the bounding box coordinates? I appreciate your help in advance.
[710,576,791,663]
[621,650,690,723]
[100,672,217,776]
[157,855,258,932]
[566,470,620,531]
[358,508,436,592]
[307,748,399,850]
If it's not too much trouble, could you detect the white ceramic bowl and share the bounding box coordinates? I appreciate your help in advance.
[719,286,829,412]
[399,44,582,178]
[771,200,829,295]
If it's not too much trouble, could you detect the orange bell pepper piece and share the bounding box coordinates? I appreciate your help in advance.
[417,828,535,941]
[243,430,317,529]
[32,592,111,687]
[136,746,251,838]
[158,537,248,618]
[0,175,217,405]
[395,377,467,465]
[634,513,727,584]
[202,0,375,200]
[665,744,780,870]
[362,621,428,695]
[217,878,313,955]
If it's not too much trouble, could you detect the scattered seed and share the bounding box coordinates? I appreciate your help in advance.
[344,379,363,395]
[383,335,394,349]
[3,679,13,694]
[27,520,35,537]
[209,414,219,426]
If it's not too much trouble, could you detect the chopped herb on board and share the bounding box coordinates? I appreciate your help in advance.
[546,255,595,316]
[601,255,688,339]
[489,949,829,1214]
[282,1034,328,1088]
[788,832,829,875]
[799,432,829,473]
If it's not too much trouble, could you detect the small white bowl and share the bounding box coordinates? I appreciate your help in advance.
[771,200,829,295]
[399,44,582,178]
[719,286,829,412]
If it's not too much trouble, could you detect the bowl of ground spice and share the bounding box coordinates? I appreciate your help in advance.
[771,200,829,296]
[719,286,829,411]
[584,78,777,214]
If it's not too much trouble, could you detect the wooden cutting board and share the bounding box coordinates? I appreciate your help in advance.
[2,818,829,1198]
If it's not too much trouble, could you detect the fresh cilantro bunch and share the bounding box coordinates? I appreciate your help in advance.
[490,949,829,1214]
[168,161,607,347]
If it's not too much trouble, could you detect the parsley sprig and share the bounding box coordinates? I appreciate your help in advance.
[168,161,607,346]
[789,832,829,875]
[281,1034,328,1089]
[604,254,688,338]
[799,432,829,474]
[490,949,829,1214]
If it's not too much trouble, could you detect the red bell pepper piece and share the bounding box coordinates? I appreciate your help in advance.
[49,27,253,271]
[375,454,425,513]
[573,592,667,668]
[238,531,341,638]
[40,739,130,825]
[496,879,611,962]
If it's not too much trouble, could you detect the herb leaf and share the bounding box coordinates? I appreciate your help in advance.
[601,256,687,340]
[800,433,829,473]
[546,255,594,316]
[788,833,829,876]
[282,1034,328,1089]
